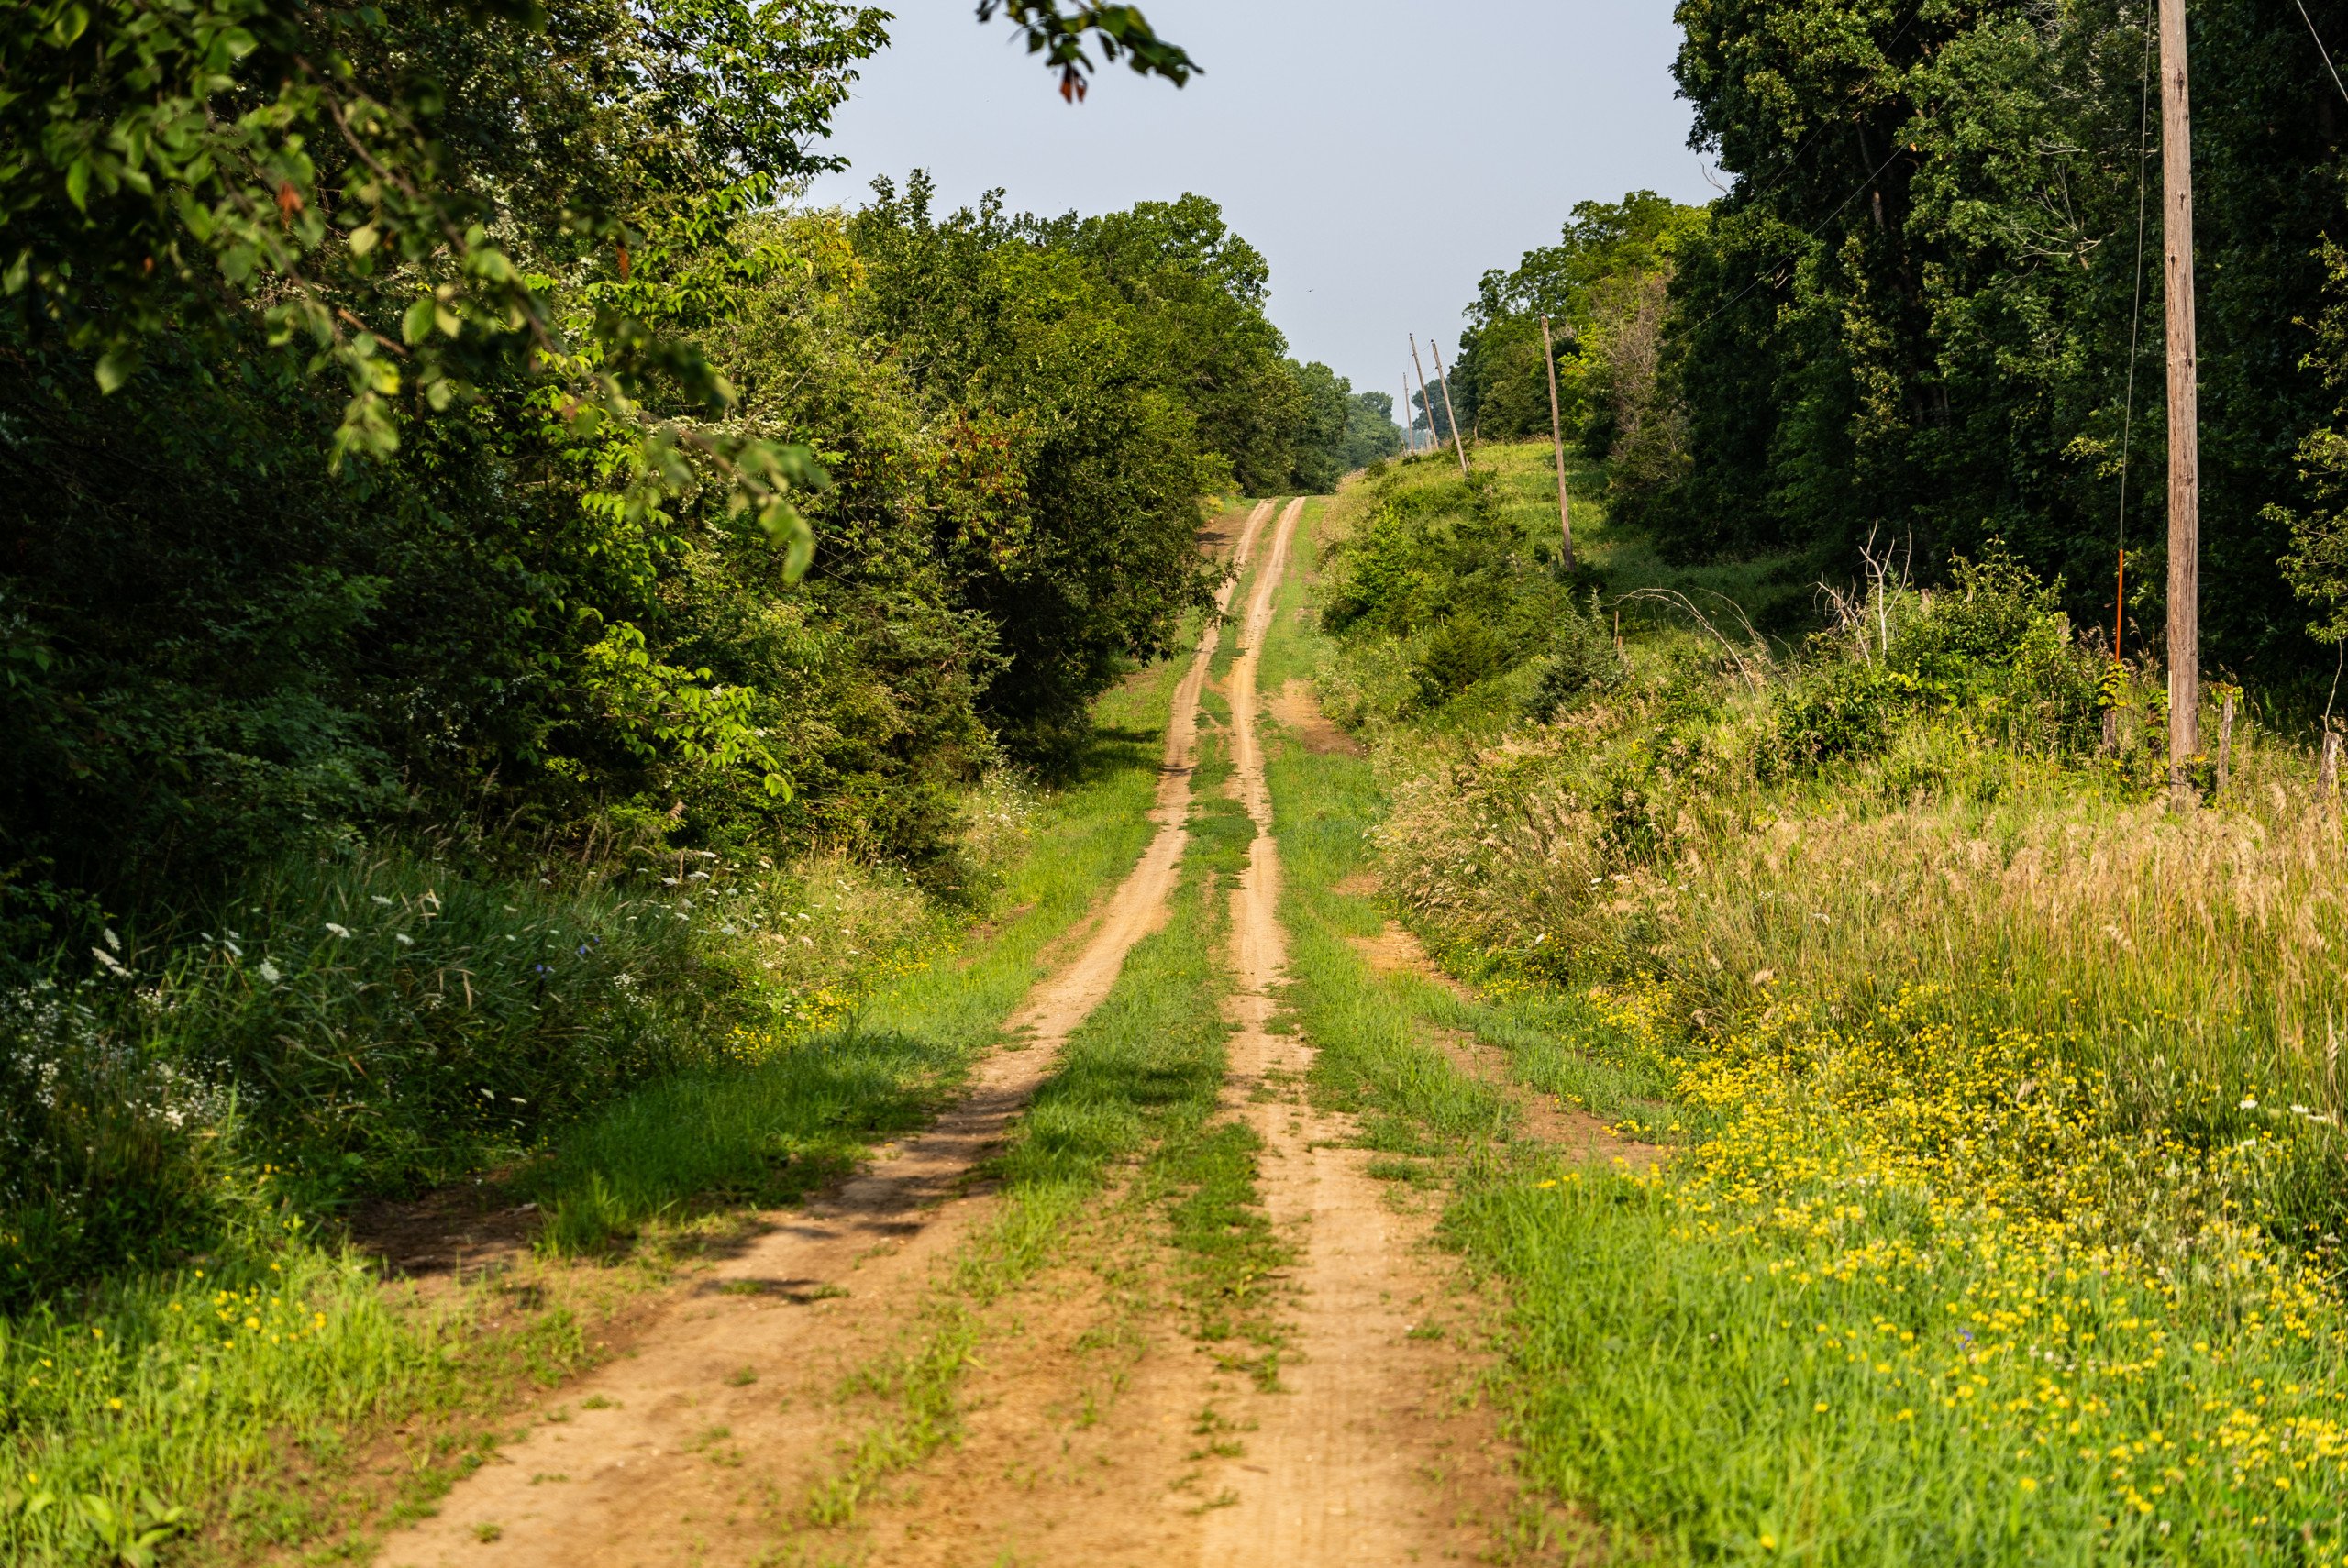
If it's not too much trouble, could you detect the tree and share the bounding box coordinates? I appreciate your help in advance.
[4,0,1197,553]
[1656,0,2343,690]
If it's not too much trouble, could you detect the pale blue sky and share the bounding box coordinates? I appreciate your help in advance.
[799,2,1714,409]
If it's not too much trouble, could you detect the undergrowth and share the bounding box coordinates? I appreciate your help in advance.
[1294,444,2348,1562]
[0,659,1184,1568]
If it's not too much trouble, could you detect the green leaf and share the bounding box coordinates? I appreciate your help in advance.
[759,499,816,581]
[401,296,435,346]
[63,156,90,212]
[94,345,138,393]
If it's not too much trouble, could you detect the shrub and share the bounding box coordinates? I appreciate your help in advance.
[1525,594,1625,720]
[1761,660,1909,778]
[0,848,732,1306]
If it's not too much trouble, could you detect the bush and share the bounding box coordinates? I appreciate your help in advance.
[1762,661,1910,778]
[1412,617,1512,706]
[1525,594,1625,720]
[0,848,734,1306]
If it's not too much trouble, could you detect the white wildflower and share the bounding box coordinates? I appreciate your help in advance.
[324,922,351,939]
[258,960,282,984]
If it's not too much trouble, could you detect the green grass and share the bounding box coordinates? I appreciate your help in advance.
[1293,447,2348,1564]
[0,657,1190,1568]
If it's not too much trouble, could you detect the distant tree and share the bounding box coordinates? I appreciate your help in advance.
[1340,390,1406,470]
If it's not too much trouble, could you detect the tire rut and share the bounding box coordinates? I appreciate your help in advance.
[373,502,1277,1568]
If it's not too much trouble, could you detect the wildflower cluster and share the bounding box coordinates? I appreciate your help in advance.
[1575,977,2348,1558]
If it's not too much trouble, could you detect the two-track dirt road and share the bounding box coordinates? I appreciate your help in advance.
[376,497,1543,1568]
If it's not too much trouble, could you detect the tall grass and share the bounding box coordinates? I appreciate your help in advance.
[1302,443,2348,1562]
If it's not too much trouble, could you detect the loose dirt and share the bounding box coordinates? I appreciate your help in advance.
[375,502,1278,1568]
[1266,678,1364,756]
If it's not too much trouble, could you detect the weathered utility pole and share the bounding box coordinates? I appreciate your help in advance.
[1426,337,1469,480]
[2162,0,2201,788]
[1541,315,1575,571]
[1402,377,1416,454]
[1409,337,1437,462]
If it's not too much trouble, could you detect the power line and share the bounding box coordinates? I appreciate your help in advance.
[1683,144,1910,337]
[2295,0,2348,106]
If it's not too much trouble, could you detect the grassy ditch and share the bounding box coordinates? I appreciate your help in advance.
[0,657,1188,1568]
[1291,444,2348,1562]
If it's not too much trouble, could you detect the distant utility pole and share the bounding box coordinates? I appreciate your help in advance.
[1541,315,1575,571]
[1402,373,1419,455]
[1426,337,1470,480]
[1409,337,1437,462]
[2162,0,2201,787]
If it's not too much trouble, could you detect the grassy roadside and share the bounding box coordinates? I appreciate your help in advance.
[1298,446,2348,1564]
[0,654,1191,1568]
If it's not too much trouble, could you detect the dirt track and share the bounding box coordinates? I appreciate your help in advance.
[1194,499,1520,1562]
[376,503,1276,1568]
[375,496,1543,1568]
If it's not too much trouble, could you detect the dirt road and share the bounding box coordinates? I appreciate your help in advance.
[375,496,1538,1568]
[1195,498,1519,1563]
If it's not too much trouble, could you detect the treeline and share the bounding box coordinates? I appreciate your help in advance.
[0,5,1392,937]
[0,0,1399,1301]
[1452,0,2348,694]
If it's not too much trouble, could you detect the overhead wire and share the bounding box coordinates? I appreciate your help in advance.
[1682,144,1911,337]
[2294,0,2348,105]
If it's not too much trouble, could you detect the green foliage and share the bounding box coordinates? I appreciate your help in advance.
[0,848,734,1304]
[1321,463,1587,715]
[850,177,1322,756]
[1525,595,1627,721]
[1652,0,2340,687]
[1451,191,1707,447]
[1763,659,1906,776]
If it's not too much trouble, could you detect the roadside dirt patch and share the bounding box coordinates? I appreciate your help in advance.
[1346,919,1470,1001]
[1346,919,1663,1171]
[1267,679,1363,756]
[1433,1026,1663,1170]
[347,1187,540,1290]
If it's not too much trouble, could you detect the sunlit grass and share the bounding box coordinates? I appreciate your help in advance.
[0,653,1190,1568]
[1295,446,2348,1562]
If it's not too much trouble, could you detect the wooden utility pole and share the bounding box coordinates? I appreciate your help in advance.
[1541,315,1575,571]
[1401,377,1416,454]
[1409,337,1437,463]
[1426,337,1470,480]
[2161,0,2201,785]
